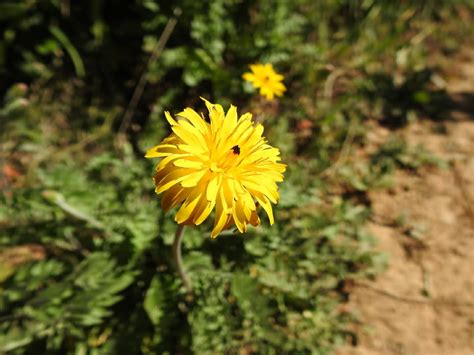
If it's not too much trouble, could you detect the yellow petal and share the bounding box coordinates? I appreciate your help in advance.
[175,193,202,224]
[220,105,238,142]
[145,145,162,158]
[180,170,208,188]
[178,108,208,134]
[232,200,247,233]
[241,191,256,212]
[241,178,278,203]
[254,193,274,225]
[165,111,177,126]
[201,98,225,132]
[273,73,284,81]
[155,178,184,195]
[161,184,187,211]
[206,174,222,202]
[194,199,215,225]
[156,154,189,172]
[145,144,178,158]
[242,73,255,81]
[211,192,231,238]
[173,159,203,169]
[249,64,262,73]
[172,124,204,148]
[155,169,188,194]
[249,211,260,226]
[177,143,206,155]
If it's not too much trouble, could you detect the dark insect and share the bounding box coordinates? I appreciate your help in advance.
[231,145,241,155]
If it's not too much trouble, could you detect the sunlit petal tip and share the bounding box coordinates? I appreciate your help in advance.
[164,111,178,126]
[242,73,254,81]
[249,64,260,72]
[200,96,214,110]
[145,145,160,158]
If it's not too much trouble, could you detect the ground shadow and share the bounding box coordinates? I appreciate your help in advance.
[364,69,474,128]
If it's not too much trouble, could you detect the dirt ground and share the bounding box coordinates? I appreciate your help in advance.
[338,50,474,354]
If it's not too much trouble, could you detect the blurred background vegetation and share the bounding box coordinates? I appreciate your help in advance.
[0,0,472,354]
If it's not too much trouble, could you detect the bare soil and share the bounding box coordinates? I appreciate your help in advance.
[338,49,474,354]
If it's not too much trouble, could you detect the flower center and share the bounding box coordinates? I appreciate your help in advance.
[209,162,223,173]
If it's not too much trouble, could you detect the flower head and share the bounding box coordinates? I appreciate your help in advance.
[146,99,286,238]
[242,63,286,100]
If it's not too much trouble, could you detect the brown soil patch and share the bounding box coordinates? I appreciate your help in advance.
[338,50,474,354]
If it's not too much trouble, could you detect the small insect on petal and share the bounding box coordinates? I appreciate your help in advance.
[231,145,240,155]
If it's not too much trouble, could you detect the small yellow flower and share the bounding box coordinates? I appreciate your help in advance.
[242,63,286,100]
[146,99,286,238]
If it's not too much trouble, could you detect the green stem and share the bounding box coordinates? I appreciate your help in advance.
[172,224,192,292]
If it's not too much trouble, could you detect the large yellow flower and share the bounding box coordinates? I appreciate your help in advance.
[146,99,286,238]
[242,63,286,100]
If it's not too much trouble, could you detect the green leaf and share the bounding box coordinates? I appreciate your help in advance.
[0,2,31,21]
[231,273,271,322]
[49,25,85,77]
[0,327,34,352]
[143,276,165,326]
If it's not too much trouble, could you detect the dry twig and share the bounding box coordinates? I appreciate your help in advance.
[116,8,181,146]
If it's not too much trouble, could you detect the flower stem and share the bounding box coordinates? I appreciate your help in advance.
[172,224,192,292]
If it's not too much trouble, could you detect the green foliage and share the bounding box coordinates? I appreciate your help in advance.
[370,138,448,172]
[1,0,469,353]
